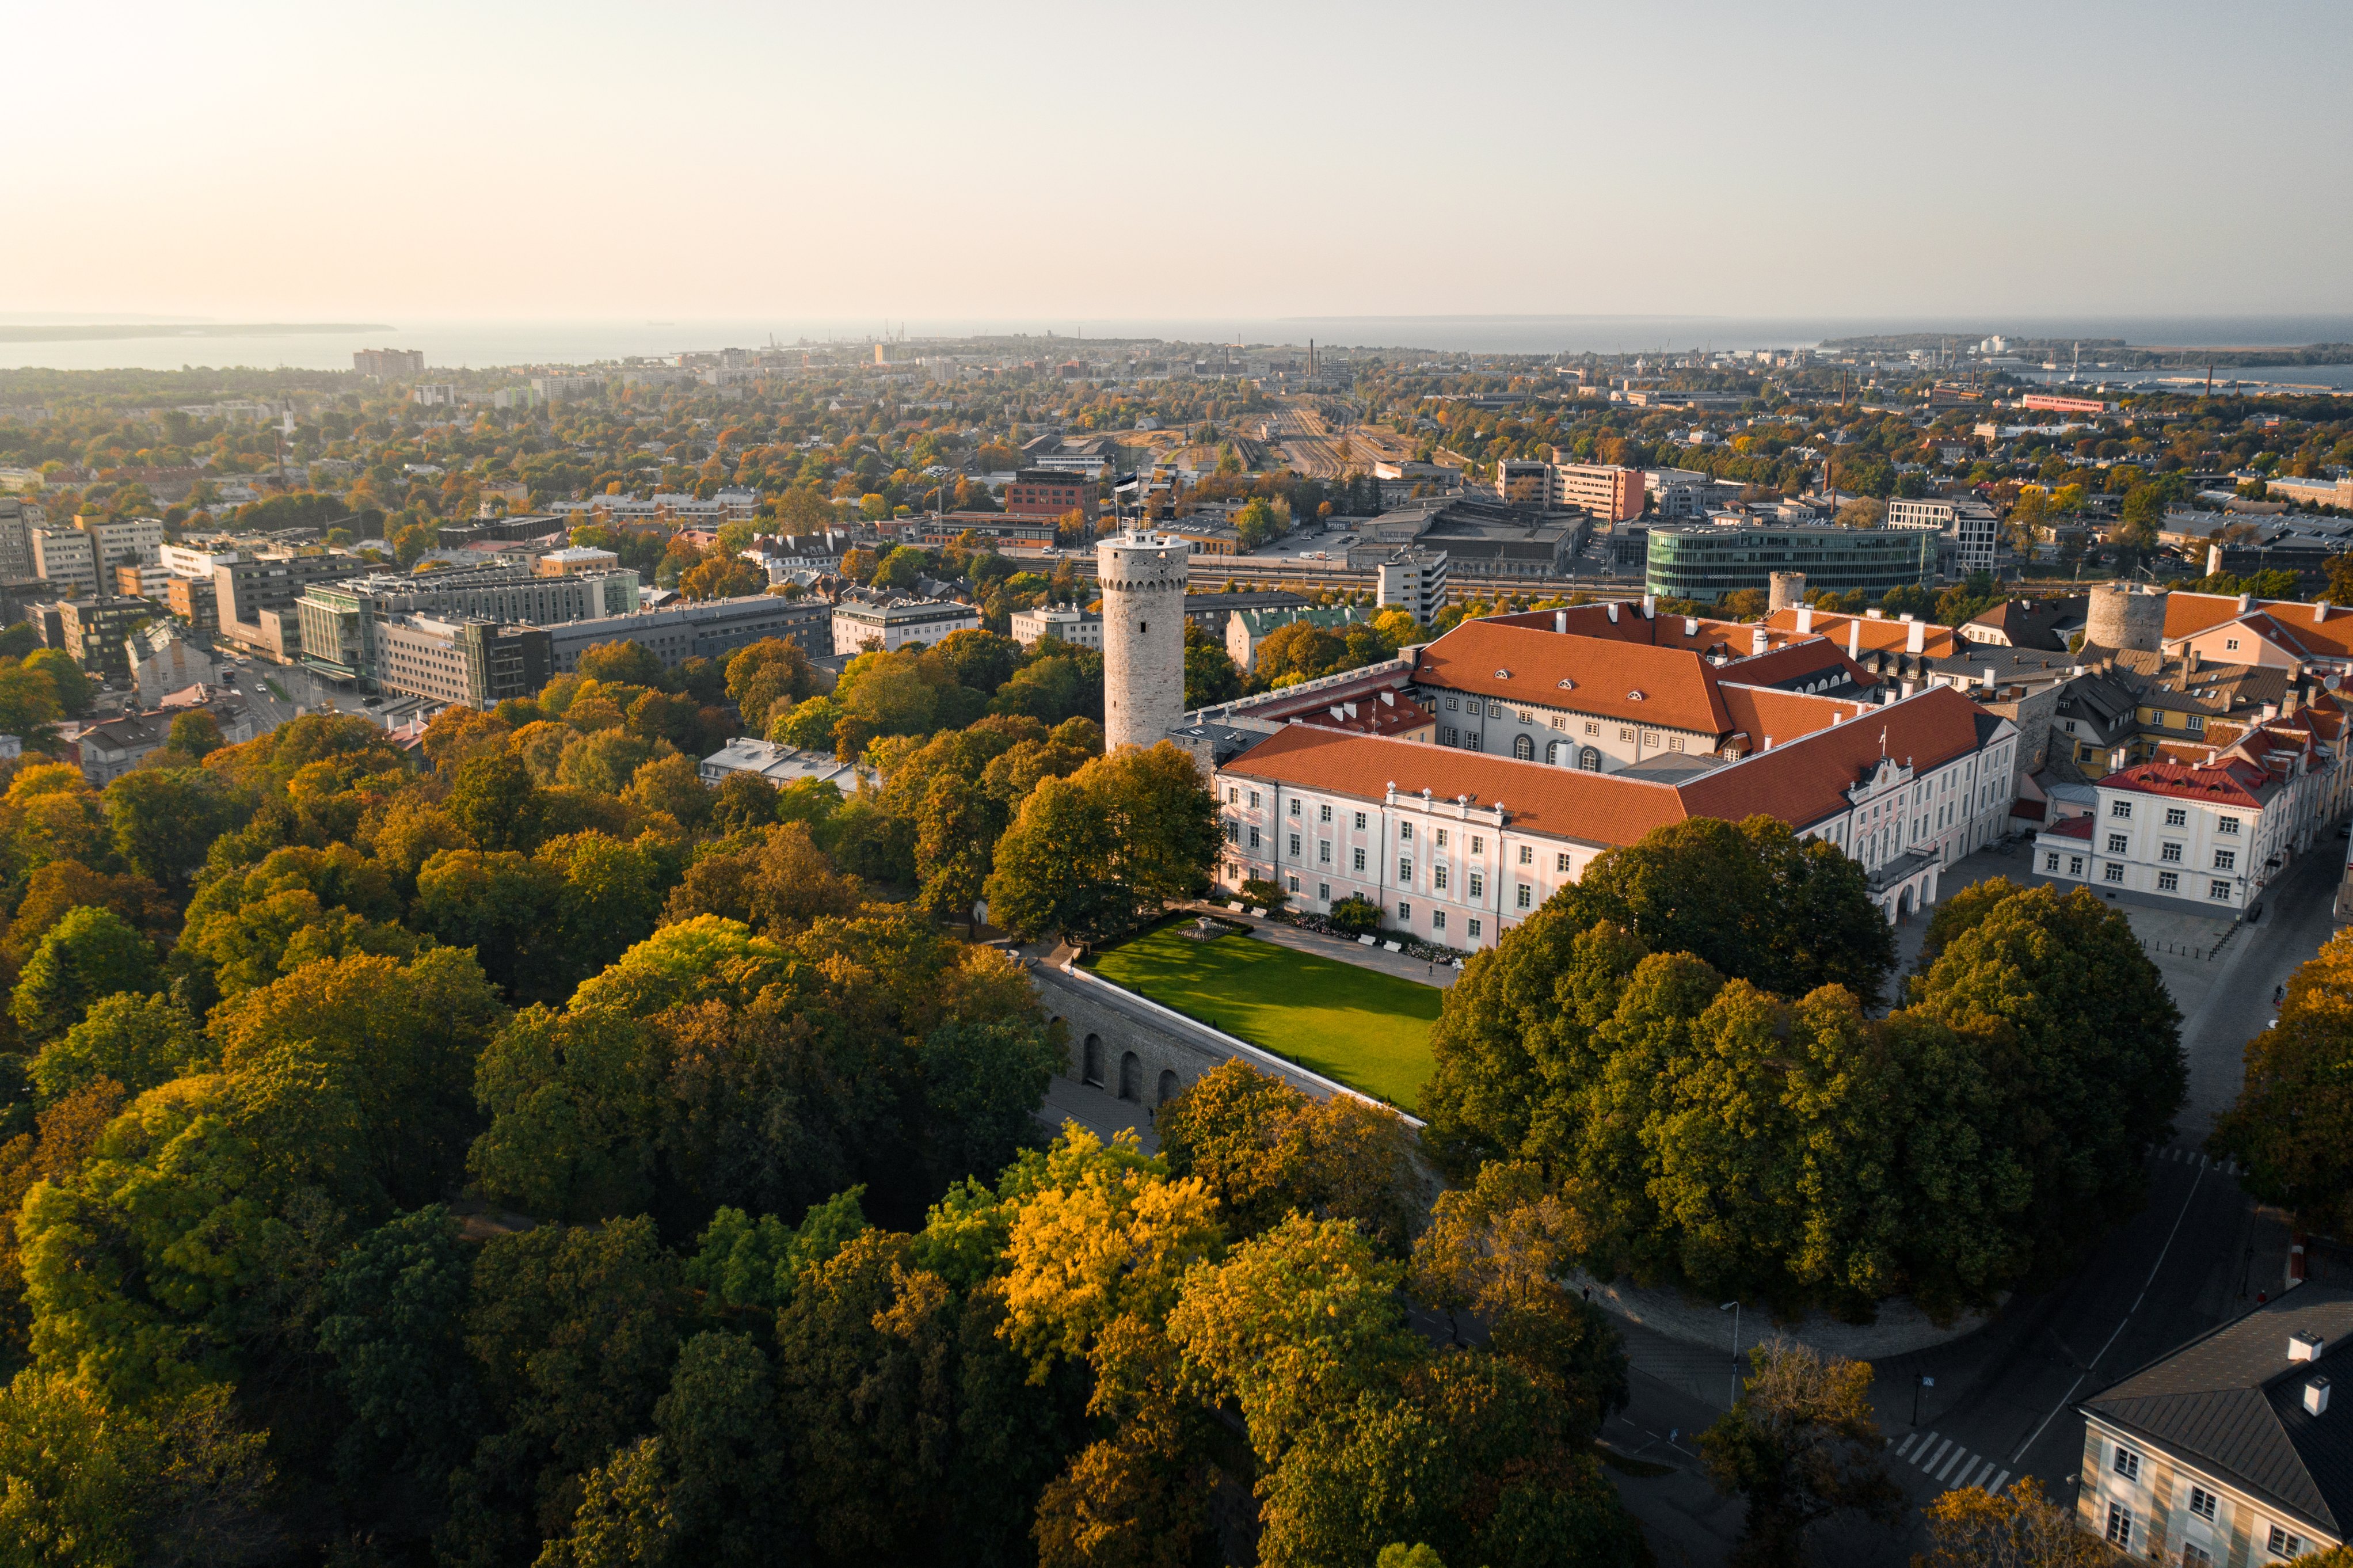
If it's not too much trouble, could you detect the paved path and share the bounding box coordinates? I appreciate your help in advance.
[1182,903,1458,989]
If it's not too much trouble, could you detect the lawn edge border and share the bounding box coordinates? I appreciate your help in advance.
[1058,958,1427,1129]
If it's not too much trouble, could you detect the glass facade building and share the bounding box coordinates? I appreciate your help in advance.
[1646,523,1935,602]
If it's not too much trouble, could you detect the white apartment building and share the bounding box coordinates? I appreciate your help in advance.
[1887,496,2002,576]
[1010,604,1102,649]
[160,544,239,579]
[831,597,981,655]
[2036,733,2331,912]
[29,528,96,593]
[2075,1288,2347,1565]
[1216,683,2016,947]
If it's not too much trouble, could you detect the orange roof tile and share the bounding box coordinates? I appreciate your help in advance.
[1761,608,1963,657]
[1221,724,1693,847]
[2100,757,2276,809]
[1415,620,1733,734]
[2163,592,2353,662]
[1678,686,2000,828]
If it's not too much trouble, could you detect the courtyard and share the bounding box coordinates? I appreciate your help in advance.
[1082,920,1444,1111]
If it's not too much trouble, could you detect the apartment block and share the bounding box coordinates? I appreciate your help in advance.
[297,564,638,685]
[1547,461,1647,523]
[1887,496,2002,576]
[376,616,553,709]
[29,528,96,594]
[544,592,831,675]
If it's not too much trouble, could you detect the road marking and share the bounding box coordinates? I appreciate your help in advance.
[1989,1470,2010,1494]
[1898,1433,1920,1457]
[1921,1437,1952,1471]
[1968,1459,1997,1489]
[2009,1159,2210,1465]
[1935,1445,1970,1482]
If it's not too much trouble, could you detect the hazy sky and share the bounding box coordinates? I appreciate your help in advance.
[10,0,2350,324]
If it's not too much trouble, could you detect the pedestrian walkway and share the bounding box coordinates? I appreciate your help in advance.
[2156,1145,2240,1176]
[1894,1428,2011,1496]
[1179,901,1459,988]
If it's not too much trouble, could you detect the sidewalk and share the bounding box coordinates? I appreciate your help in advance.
[1181,902,1459,989]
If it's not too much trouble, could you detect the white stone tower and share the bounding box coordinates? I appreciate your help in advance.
[1098,530,1189,751]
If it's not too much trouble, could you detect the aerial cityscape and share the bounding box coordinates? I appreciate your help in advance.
[2,6,2351,1568]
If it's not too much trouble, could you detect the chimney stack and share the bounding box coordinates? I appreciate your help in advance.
[1752,627,1769,655]
[2308,1377,2332,1418]
[1847,619,1861,659]
[1906,617,1926,654]
[1796,604,1815,634]
[1554,610,1567,633]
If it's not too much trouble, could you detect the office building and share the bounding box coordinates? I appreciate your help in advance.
[216,553,370,663]
[376,616,554,709]
[0,497,35,580]
[536,545,622,577]
[297,563,637,685]
[1376,551,1450,623]
[164,574,219,632]
[1494,460,1551,507]
[1004,470,1098,522]
[1646,522,1935,603]
[545,593,829,675]
[56,596,159,678]
[1887,496,2003,576]
[1547,461,1648,523]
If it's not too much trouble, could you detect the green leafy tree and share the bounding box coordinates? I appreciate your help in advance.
[12,905,159,1041]
[1182,621,1243,710]
[29,991,203,1104]
[317,1205,482,1495]
[2212,926,2353,1236]
[468,1006,663,1223]
[449,752,547,854]
[105,767,250,888]
[21,650,87,718]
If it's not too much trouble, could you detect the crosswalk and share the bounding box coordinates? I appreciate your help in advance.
[1895,1429,2009,1495]
[2154,1147,2239,1174]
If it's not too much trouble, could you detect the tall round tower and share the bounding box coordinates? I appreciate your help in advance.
[1768,570,1807,614]
[1098,530,1189,751]
[2084,582,2169,654]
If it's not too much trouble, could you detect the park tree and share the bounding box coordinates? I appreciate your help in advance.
[29,991,204,1104]
[22,649,88,717]
[2213,926,2353,1236]
[104,766,250,888]
[12,905,159,1041]
[1182,621,1242,709]
[576,638,669,690]
[1700,1341,1900,1568]
[448,751,547,853]
[1916,1477,2114,1568]
[316,1205,483,1498]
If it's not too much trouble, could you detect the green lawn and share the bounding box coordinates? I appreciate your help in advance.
[1083,924,1443,1112]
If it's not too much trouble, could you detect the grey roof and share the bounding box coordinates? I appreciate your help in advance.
[2081,1284,2353,1537]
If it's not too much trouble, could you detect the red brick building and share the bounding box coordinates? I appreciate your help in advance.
[1004,469,1098,522]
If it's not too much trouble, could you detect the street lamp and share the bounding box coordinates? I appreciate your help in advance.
[1720,1301,1742,1407]
[1913,1372,1935,1426]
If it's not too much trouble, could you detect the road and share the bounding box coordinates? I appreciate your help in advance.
[1604,835,2343,1565]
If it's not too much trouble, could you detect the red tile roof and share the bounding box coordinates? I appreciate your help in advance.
[2163,592,2353,661]
[2044,814,2095,839]
[2099,758,2276,809]
[1221,723,1692,847]
[1224,684,2008,847]
[1288,692,1433,739]
[1761,607,1964,657]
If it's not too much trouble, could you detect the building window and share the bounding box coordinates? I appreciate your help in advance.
[2069,855,2085,876]
[2158,871,2179,892]
[2211,880,2233,900]
[1441,726,1459,745]
[1317,882,1329,902]
[2111,800,2132,819]
[1225,823,1239,844]
[1516,884,1532,909]
[2104,863,2124,884]
[1669,735,1686,752]
[1642,730,1661,747]
[2215,849,2236,871]
[2225,638,2240,650]
[1319,841,1331,863]
[1288,798,1300,817]
[1286,874,1300,893]
[1445,697,1459,710]
[1399,858,1412,882]
[1467,872,1484,900]
[1435,828,1448,847]
[2219,816,2240,835]
[2188,1487,2217,1523]
[1399,821,1413,840]
[2270,1526,2305,1558]
[2105,1505,2132,1548]
[1545,740,1563,764]
[1465,734,1480,752]
[1619,728,1634,742]
[1583,721,1599,735]
[2111,1446,2139,1483]
[1397,901,1411,922]
[1353,848,1366,871]
[1549,714,1566,730]
[2165,808,2187,826]
[1467,918,1482,941]
[1513,734,1535,759]
[1469,836,1484,855]
[2107,833,2129,854]
[1354,812,1367,830]
[1319,803,1332,823]
[2161,842,2183,862]
[1432,910,1446,931]
[1434,865,1448,890]
[1248,791,1260,809]
[1288,834,1301,858]
[1579,746,1602,771]
[1556,852,1571,873]
[1248,827,1260,849]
